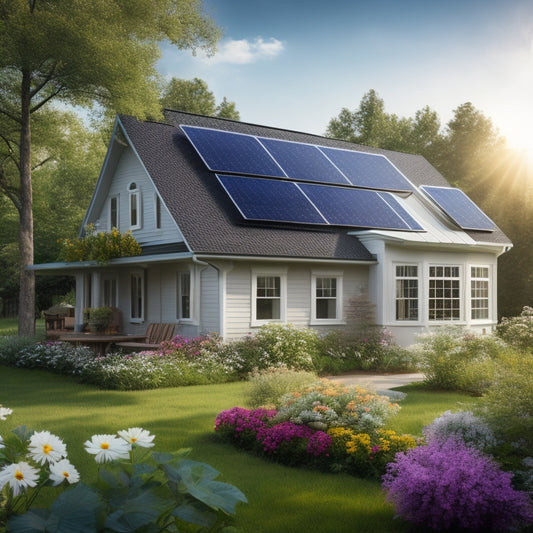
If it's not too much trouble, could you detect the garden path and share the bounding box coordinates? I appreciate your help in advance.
[325,372,424,390]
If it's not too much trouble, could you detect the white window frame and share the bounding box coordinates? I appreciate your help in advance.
[310,271,344,325]
[394,264,419,322]
[128,182,141,230]
[251,268,287,327]
[129,270,144,323]
[470,265,490,321]
[177,270,193,322]
[109,195,119,231]
[428,264,461,322]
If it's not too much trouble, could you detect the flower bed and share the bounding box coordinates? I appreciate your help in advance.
[215,381,417,478]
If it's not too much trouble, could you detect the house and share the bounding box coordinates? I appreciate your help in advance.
[31,110,512,347]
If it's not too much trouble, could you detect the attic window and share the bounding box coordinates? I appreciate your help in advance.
[128,182,141,230]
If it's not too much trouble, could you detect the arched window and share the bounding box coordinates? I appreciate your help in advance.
[128,182,141,229]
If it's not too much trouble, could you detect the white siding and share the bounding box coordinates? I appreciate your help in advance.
[200,266,220,335]
[96,147,184,244]
[223,261,369,341]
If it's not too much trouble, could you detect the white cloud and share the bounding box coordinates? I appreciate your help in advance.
[199,37,284,64]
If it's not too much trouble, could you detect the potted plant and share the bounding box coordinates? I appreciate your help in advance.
[85,306,113,334]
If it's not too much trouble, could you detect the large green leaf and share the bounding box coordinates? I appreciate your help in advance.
[8,509,48,533]
[172,501,218,528]
[170,460,247,514]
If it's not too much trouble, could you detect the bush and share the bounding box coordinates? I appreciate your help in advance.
[476,349,533,475]
[496,305,533,351]
[245,367,318,409]
[382,438,533,532]
[0,336,41,366]
[422,410,497,452]
[413,327,506,393]
[315,328,414,374]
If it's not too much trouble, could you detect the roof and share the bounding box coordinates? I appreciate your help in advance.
[117,110,511,261]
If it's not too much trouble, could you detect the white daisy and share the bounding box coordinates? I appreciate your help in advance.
[49,459,80,486]
[0,407,12,420]
[84,434,131,463]
[117,427,155,448]
[0,462,39,496]
[28,431,67,465]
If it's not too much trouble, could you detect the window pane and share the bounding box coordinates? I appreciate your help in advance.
[471,266,489,319]
[131,274,143,319]
[429,265,460,321]
[130,194,138,227]
[110,197,118,229]
[395,266,418,321]
[178,272,191,319]
[256,276,281,320]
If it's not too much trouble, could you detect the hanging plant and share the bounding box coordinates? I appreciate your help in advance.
[58,225,142,265]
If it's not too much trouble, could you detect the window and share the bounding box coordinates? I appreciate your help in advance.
[130,271,144,321]
[177,271,191,320]
[103,277,117,308]
[429,265,460,321]
[155,195,162,229]
[109,196,119,230]
[471,266,489,319]
[252,270,287,325]
[128,182,141,229]
[395,265,418,321]
[312,274,343,323]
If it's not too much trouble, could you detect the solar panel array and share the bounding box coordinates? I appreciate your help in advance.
[421,186,496,232]
[180,124,494,234]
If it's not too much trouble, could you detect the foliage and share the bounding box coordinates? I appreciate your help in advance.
[496,305,533,351]
[475,348,533,474]
[0,410,246,532]
[382,438,533,532]
[412,327,506,393]
[245,367,318,409]
[215,383,414,479]
[315,327,415,374]
[422,410,497,452]
[273,380,401,435]
[161,77,240,120]
[58,225,142,265]
[0,336,42,366]
[85,306,114,333]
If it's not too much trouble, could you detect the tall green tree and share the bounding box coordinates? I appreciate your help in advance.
[0,0,220,335]
[161,77,240,120]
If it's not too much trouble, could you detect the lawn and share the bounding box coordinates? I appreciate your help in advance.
[0,365,476,532]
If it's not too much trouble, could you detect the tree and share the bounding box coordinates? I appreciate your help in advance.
[0,0,220,335]
[161,77,240,120]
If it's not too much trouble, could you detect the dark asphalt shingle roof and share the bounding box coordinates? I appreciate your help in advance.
[118,111,510,259]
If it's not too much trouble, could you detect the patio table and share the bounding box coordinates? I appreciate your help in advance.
[57,333,147,356]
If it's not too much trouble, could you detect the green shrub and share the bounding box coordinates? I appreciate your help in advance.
[476,349,533,479]
[496,305,533,352]
[413,328,505,393]
[315,328,414,374]
[245,367,318,409]
[0,336,42,366]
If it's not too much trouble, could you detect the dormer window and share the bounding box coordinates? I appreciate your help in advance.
[128,182,141,230]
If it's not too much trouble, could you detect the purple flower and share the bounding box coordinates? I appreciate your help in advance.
[256,421,315,454]
[382,438,533,532]
[215,407,277,439]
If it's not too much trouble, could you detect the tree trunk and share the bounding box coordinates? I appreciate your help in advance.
[18,70,35,337]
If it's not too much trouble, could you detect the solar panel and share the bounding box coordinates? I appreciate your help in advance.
[420,186,495,232]
[319,147,414,192]
[217,174,326,224]
[259,137,349,184]
[181,125,285,178]
[378,192,424,230]
[299,184,415,230]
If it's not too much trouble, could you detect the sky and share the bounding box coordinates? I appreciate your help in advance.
[157,0,533,151]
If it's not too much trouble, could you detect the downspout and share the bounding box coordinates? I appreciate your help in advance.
[192,256,225,339]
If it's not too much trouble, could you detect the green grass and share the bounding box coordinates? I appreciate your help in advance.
[0,317,45,337]
[0,365,476,533]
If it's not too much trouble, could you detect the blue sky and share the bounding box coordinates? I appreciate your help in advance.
[158,0,533,150]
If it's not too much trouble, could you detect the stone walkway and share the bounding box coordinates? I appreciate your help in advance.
[325,372,425,390]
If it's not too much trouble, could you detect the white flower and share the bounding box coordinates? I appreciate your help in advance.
[28,431,67,465]
[49,459,80,486]
[84,434,131,463]
[0,435,4,449]
[117,427,155,448]
[0,407,12,420]
[0,462,39,496]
